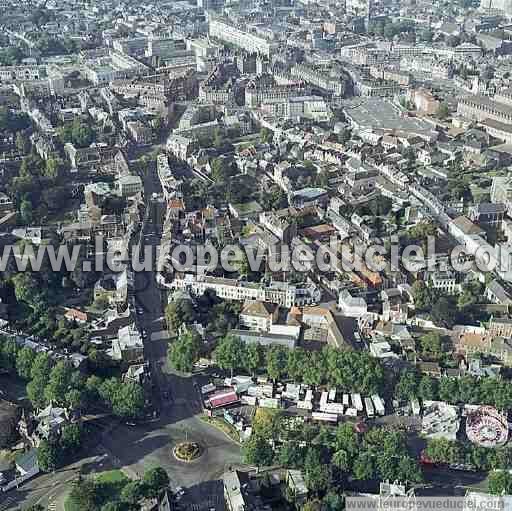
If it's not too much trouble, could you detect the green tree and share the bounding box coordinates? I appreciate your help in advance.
[302,351,326,386]
[61,423,83,454]
[12,271,38,304]
[27,352,52,408]
[469,445,491,471]
[260,127,273,144]
[68,477,98,511]
[323,492,344,511]
[15,132,30,155]
[65,388,84,410]
[437,102,450,120]
[165,299,196,332]
[121,480,146,506]
[419,332,443,359]
[44,158,61,179]
[37,439,60,472]
[353,452,375,480]
[304,448,331,494]
[489,447,512,470]
[27,379,45,408]
[143,467,170,498]
[334,423,359,460]
[168,330,201,373]
[30,352,52,381]
[302,500,323,511]
[44,361,74,405]
[418,375,438,401]
[332,449,350,472]
[213,334,245,377]
[243,435,273,467]
[0,338,17,371]
[395,370,418,401]
[15,347,35,380]
[213,128,225,149]
[424,438,462,465]
[431,296,457,328]
[71,118,95,148]
[266,345,289,381]
[396,455,423,483]
[278,443,304,468]
[252,408,282,438]
[489,471,512,495]
[457,281,482,321]
[101,503,124,511]
[439,377,460,403]
[245,343,263,375]
[286,348,308,382]
[110,381,145,419]
[234,250,250,277]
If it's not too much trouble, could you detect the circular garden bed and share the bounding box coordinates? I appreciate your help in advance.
[173,441,203,462]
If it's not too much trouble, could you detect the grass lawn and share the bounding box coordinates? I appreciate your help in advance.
[64,470,130,511]
[200,415,240,443]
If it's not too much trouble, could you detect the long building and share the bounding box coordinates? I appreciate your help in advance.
[457,95,512,124]
[170,274,322,308]
[209,18,274,57]
[245,80,308,108]
[290,64,349,97]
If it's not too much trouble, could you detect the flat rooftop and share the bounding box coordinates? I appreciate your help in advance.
[343,98,435,135]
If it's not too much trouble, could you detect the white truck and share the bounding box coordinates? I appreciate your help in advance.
[371,395,385,416]
[352,393,364,412]
[312,412,338,423]
[364,397,375,418]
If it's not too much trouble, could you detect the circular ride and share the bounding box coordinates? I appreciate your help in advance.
[466,406,509,448]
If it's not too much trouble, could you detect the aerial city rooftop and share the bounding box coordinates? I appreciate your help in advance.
[2,0,512,508]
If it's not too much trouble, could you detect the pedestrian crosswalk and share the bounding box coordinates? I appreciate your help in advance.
[48,495,57,511]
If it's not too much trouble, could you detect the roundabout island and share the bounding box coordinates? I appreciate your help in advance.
[173,441,204,462]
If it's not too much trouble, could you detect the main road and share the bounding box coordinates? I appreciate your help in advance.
[100,153,243,507]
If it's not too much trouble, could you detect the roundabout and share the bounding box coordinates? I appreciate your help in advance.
[173,441,204,462]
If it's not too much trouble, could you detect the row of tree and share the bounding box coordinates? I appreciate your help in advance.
[213,335,385,393]
[424,437,512,473]
[168,330,385,394]
[244,410,422,500]
[394,369,512,410]
[0,337,145,419]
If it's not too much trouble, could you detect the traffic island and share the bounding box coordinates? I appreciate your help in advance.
[173,441,203,462]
